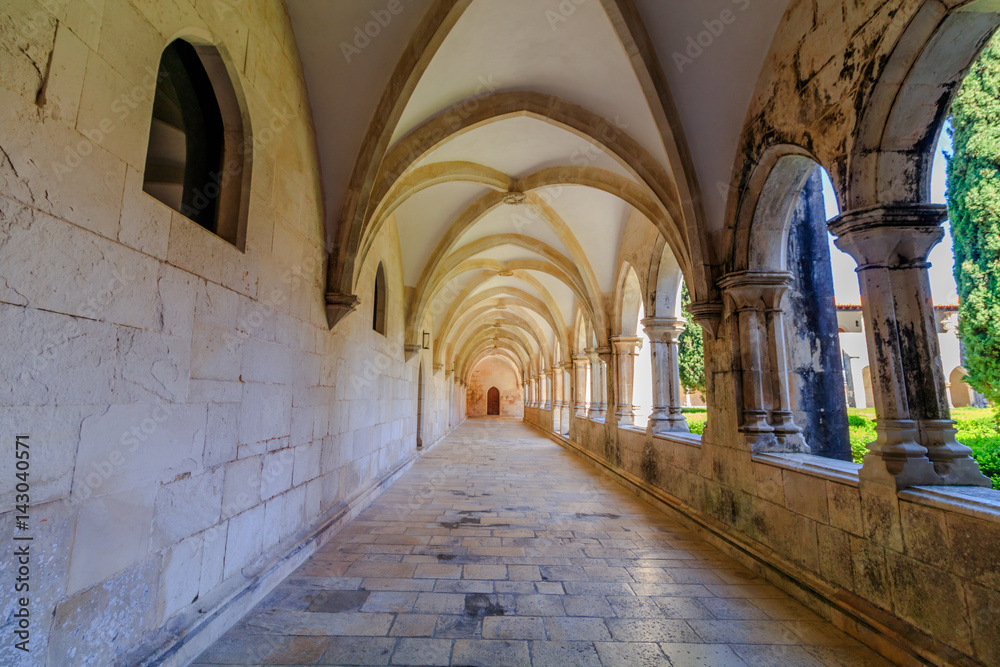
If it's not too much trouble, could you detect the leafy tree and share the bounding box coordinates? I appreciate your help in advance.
[946,35,1000,413]
[678,283,705,394]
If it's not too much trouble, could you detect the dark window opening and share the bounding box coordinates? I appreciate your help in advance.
[373,263,387,335]
[143,39,247,246]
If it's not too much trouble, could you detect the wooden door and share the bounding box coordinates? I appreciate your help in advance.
[487,387,500,415]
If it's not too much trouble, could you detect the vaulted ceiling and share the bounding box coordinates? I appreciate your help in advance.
[286,0,791,382]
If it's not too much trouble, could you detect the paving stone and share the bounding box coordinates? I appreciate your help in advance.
[529,640,602,666]
[390,638,452,665]
[451,639,530,667]
[193,420,894,666]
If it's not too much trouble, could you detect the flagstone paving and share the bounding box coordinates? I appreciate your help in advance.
[193,418,893,666]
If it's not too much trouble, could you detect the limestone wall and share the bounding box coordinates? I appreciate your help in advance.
[466,359,523,418]
[0,2,454,664]
[523,408,1000,665]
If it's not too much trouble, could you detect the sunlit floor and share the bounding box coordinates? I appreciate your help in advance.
[193,418,892,666]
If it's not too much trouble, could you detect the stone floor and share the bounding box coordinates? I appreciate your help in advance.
[192,418,893,666]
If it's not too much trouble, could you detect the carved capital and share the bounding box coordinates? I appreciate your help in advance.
[325,292,360,328]
[685,301,723,338]
[828,204,947,269]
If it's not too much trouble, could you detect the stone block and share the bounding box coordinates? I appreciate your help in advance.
[67,485,156,595]
[966,581,1000,666]
[293,441,321,487]
[111,330,191,403]
[753,462,784,504]
[119,165,171,259]
[816,524,853,591]
[262,494,285,552]
[826,481,863,536]
[782,470,829,523]
[898,501,950,569]
[241,339,295,385]
[150,469,224,551]
[859,482,903,552]
[48,557,160,667]
[158,533,202,622]
[201,521,229,591]
[41,21,88,125]
[74,403,206,499]
[94,0,163,93]
[222,455,261,518]
[76,48,154,169]
[224,504,265,579]
[946,512,1000,589]
[0,2,57,101]
[156,264,198,339]
[886,551,972,655]
[205,402,240,468]
[0,405,98,508]
[0,200,160,329]
[261,448,294,500]
[240,383,292,445]
[849,536,891,611]
[0,86,127,239]
[167,211,257,297]
[190,321,244,382]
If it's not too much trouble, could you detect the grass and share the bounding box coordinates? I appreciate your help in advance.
[848,407,1000,489]
[682,407,707,436]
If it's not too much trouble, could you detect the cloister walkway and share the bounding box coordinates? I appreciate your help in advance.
[193,419,891,666]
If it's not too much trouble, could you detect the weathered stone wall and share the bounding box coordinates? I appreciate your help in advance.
[524,406,1000,666]
[0,2,455,664]
[466,358,523,418]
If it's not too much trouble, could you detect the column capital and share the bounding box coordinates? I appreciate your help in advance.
[610,336,644,355]
[828,204,947,268]
[718,271,793,310]
[642,317,686,342]
[687,301,723,338]
[558,361,574,371]
[571,355,589,366]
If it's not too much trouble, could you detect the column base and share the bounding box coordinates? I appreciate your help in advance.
[920,420,991,486]
[649,413,690,435]
[859,419,940,489]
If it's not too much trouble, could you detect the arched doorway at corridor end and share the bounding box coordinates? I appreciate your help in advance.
[487,387,500,415]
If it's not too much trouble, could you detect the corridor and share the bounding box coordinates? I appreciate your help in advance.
[193,420,890,667]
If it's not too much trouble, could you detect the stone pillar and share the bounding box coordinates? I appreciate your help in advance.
[610,336,643,426]
[642,318,689,433]
[719,271,807,453]
[598,347,612,422]
[585,348,605,420]
[541,370,552,410]
[829,204,989,488]
[572,355,589,417]
[559,361,573,432]
[523,381,529,407]
[528,377,536,408]
[550,366,563,430]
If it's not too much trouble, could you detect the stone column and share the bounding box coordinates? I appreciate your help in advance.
[523,381,529,407]
[598,347,612,422]
[550,366,563,431]
[830,204,988,487]
[719,271,807,453]
[528,377,536,408]
[642,318,689,433]
[541,370,552,410]
[572,355,589,417]
[559,361,573,432]
[611,336,643,426]
[585,348,605,420]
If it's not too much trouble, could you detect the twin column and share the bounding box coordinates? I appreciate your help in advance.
[829,205,988,487]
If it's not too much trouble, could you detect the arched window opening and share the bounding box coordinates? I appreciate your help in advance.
[373,263,387,335]
[143,39,249,247]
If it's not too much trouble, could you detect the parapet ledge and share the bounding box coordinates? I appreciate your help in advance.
[651,430,703,448]
[900,485,1000,523]
[752,452,861,487]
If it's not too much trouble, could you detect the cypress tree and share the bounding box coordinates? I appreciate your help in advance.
[946,35,1000,409]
